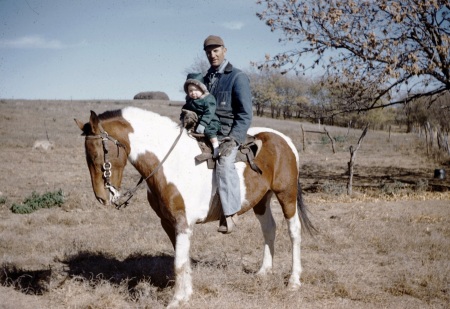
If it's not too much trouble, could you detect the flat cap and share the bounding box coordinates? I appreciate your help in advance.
[203,35,224,50]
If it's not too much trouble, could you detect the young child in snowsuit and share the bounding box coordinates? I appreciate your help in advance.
[181,72,221,157]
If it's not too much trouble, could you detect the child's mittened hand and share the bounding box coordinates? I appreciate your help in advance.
[181,109,198,130]
[196,124,205,134]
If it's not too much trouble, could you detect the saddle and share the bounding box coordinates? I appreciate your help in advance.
[194,135,263,174]
[180,109,262,174]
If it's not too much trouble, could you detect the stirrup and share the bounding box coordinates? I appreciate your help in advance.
[218,214,238,234]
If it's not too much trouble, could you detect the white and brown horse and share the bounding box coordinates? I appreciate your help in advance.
[75,106,314,308]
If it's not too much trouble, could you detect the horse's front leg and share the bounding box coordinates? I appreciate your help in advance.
[167,227,193,308]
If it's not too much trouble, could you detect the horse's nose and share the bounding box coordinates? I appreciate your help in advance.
[96,196,110,206]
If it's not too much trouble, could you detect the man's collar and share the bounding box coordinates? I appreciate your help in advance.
[209,59,229,74]
[217,59,229,73]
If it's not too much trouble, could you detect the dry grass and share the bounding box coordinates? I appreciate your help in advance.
[0,99,449,308]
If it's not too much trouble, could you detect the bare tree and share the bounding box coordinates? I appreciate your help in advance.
[255,0,450,114]
[182,54,211,96]
[184,54,210,76]
[249,70,310,118]
[249,70,282,117]
[347,125,369,195]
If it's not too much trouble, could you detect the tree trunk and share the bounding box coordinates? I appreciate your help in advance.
[323,127,336,154]
[347,125,369,195]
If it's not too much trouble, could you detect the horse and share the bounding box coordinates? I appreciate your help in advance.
[75,106,315,308]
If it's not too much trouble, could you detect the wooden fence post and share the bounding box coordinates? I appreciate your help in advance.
[424,123,430,156]
[301,124,306,151]
[323,127,336,154]
[388,125,391,142]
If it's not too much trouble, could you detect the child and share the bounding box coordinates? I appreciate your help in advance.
[181,72,221,157]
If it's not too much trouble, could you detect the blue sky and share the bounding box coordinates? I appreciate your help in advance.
[0,0,296,101]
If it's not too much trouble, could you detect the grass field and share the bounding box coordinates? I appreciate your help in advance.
[0,99,449,308]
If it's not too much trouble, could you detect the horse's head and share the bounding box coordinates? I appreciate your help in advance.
[75,110,129,206]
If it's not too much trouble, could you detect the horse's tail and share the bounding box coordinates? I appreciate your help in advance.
[297,177,317,236]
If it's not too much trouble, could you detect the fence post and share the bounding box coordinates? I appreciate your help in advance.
[323,127,336,154]
[301,125,306,151]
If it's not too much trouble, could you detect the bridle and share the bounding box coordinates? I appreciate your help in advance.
[86,124,184,209]
[85,127,125,206]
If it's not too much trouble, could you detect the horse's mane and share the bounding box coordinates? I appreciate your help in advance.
[79,109,127,136]
[98,109,123,121]
[122,106,179,129]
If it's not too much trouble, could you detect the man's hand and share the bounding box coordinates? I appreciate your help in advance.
[218,137,238,157]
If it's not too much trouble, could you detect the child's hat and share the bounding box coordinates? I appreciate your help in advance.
[184,73,208,94]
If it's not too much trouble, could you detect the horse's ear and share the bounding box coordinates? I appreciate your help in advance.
[89,110,101,134]
[74,118,85,131]
[74,118,90,136]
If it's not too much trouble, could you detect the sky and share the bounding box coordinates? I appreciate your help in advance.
[0,0,297,101]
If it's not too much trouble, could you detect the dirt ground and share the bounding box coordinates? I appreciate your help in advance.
[0,99,449,308]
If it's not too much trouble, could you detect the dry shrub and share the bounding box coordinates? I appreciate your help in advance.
[52,277,131,309]
[320,180,347,195]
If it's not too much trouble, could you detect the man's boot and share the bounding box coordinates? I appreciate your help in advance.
[218,213,238,234]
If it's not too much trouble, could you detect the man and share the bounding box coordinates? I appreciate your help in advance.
[202,35,253,234]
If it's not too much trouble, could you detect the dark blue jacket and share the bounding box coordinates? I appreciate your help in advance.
[204,62,253,144]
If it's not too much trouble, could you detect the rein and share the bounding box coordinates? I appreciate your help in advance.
[87,124,184,209]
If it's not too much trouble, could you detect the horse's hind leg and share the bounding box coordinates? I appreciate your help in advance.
[253,191,276,276]
[285,209,302,289]
[274,172,302,290]
[275,189,302,290]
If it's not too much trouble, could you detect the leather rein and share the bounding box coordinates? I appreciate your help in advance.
[86,124,184,209]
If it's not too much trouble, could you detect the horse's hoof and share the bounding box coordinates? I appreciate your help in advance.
[256,268,272,277]
[287,280,301,291]
[167,300,181,309]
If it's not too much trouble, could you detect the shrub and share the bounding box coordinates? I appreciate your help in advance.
[0,196,6,204]
[320,135,330,145]
[321,181,347,196]
[414,179,429,192]
[334,135,347,143]
[133,91,170,100]
[320,135,346,145]
[10,189,64,214]
[380,181,405,196]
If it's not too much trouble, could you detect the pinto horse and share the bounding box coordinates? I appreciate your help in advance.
[75,106,314,308]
